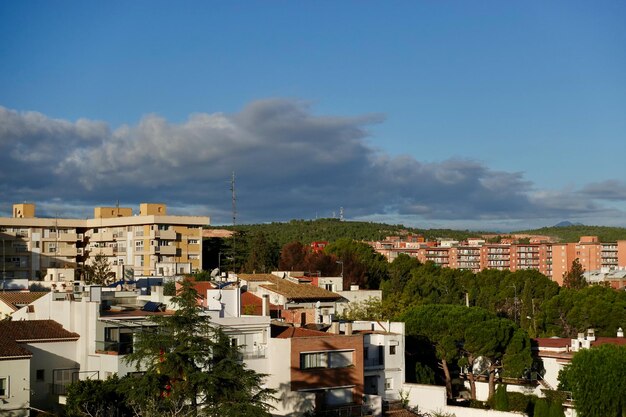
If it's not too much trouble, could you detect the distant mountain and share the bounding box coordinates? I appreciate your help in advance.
[515,225,626,243]
[554,221,584,227]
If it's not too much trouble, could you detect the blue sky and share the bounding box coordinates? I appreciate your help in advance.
[1,1,625,230]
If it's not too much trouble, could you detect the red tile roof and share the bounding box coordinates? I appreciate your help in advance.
[239,273,342,301]
[0,320,79,359]
[240,291,281,316]
[592,337,626,347]
[273,326,334,339]
[0,291,47,311]
[534,337,570,349]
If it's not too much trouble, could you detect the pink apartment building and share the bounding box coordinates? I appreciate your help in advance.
[370,235,626,286]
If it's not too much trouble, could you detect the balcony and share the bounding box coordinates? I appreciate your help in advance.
[91,247,114,256]
[95,340,133,355]
[57,233,79,242]
[58,247,78,257]
[150,229,177,240]
[150,245,177,255]
[364,357,384,369]
[92,231,114,242]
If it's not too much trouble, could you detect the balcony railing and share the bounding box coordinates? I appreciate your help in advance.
[95,340,133,355]
[364,357,384,368]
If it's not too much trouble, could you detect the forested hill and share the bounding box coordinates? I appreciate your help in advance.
[514,225,626,243]
[210,219,482,247]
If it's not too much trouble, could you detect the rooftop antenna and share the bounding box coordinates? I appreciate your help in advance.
[230,172,237,275]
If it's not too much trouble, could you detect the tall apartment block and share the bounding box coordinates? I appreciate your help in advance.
[1,203,210,282]
[371,235,626,286]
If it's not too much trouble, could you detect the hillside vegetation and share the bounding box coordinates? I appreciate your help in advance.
[211,219,626,246]
[514,225,626,243]
[210,218,482,247]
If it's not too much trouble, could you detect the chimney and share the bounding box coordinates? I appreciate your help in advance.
[587,328,596,341]
[345,322,353,336]
[262,294,270,317]
[618,327,624,338]
[329,322,340,334]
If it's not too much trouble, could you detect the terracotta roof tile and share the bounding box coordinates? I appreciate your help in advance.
[534,337,570,349]
[239,273,342,301]
[273,326,334,339]
[0,320,79,359]
[0,291,47,311]
[240,291,281,315]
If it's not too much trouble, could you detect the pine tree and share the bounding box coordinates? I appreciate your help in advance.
[562,259,587,289]
[123,279,275,416]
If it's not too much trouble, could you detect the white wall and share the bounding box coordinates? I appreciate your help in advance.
[402,383,529,417]
[266,338,316,416]
[27,341,79,410]
[0,358,30,416]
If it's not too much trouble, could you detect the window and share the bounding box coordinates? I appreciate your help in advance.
[36,369,45,381]
[385,378,393,390]
[188,239,198,244]
[389,345,396,355]
[135,240,144,251]
[326,388,353,406]
[329,351,353,368]
[301,352,327,369]
[300,350,353,370]
[0,377,8,397]
[189,254,199,260]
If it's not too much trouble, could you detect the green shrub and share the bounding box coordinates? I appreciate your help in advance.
[494,384,509,411]
[506,392,535,414]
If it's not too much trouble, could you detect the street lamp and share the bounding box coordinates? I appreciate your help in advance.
[336,260,343,278]
[509,284,517,324]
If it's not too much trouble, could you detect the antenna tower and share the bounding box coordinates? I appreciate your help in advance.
[230,172,237,274]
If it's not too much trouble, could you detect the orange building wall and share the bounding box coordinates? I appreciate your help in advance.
[618,241,626,268]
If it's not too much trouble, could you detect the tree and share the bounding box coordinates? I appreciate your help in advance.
[558,344,626,417]
[84,253,114,285]
[539,285,626,337]
[278,241,308,271]
[243,231,278,273]
[66,375,131,417]
[401,305,494,399]
[325,238,389,289]
[386,253,421,294]
[562,258,587,289]
[123,279,275,416]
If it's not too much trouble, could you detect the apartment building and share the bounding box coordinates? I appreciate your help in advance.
[0,202,209,283]
[370,235,626,285]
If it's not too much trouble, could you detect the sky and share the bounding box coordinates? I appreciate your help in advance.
[1,1,625,231]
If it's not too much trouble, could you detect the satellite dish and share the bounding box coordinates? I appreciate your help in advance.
[315,301,321,309]
[472,356,491,376]
[210,268,219,277]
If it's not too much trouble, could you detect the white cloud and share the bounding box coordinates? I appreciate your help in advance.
[1,101,625,227]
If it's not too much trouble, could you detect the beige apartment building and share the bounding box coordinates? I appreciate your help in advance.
[371,235,626,286]
[1,203,209,282]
